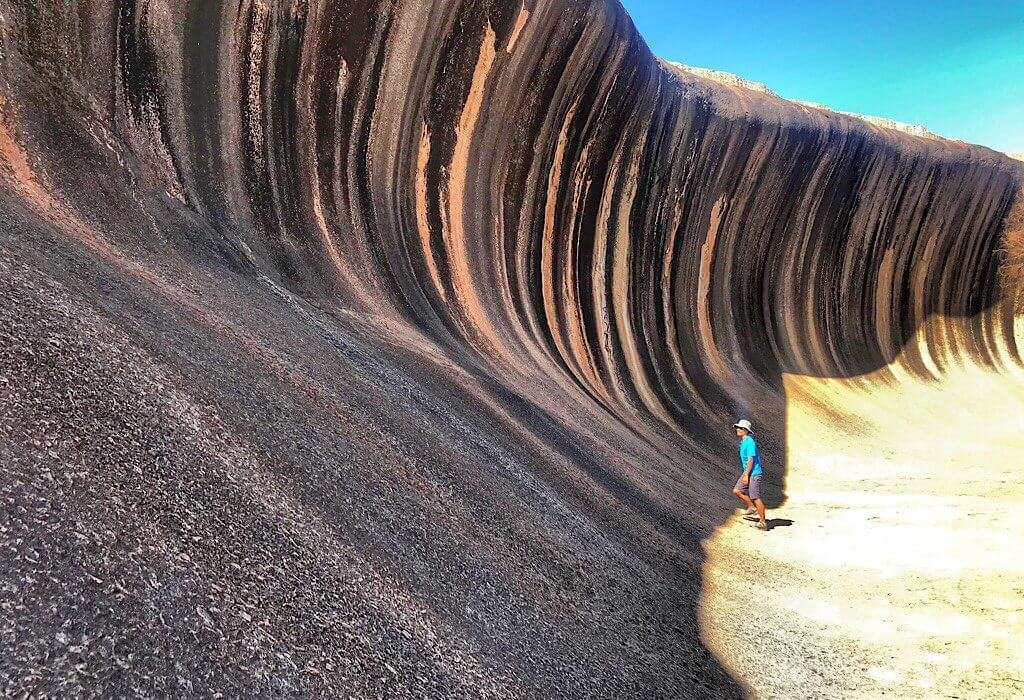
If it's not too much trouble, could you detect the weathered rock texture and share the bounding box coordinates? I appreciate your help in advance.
[0,0,1021,696]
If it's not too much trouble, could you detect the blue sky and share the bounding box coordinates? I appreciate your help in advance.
[619,1,1024,155]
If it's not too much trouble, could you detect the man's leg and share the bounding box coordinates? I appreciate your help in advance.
[749,476,767,527]
[732,487,754,511]
[753,498,766,525]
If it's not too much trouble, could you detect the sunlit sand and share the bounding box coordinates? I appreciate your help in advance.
[701,317,1024,697]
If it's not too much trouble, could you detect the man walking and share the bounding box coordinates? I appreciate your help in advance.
[732,419,767,530]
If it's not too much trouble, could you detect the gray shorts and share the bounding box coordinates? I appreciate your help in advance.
[734,475,763,501]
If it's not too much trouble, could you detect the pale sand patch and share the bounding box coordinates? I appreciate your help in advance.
[700,319,1024,698]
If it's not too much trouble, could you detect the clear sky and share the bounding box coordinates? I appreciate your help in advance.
[619,0,1024,155]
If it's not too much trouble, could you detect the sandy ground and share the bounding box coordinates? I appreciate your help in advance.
[700,327,1024,697]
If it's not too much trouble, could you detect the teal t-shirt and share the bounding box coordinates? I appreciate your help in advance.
[739,434,763,477]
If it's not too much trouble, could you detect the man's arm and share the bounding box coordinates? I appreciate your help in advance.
[742,456,754,484]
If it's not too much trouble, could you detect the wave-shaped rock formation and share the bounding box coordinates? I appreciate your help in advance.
[1,0,1021,696]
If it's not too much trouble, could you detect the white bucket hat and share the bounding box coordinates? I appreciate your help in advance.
[733,419,754,433]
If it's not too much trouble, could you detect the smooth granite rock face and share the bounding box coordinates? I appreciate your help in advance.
[0,1,1021,696]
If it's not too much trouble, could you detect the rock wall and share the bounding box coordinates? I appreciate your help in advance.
[0,0,1021,695]
[6,0,1024,422]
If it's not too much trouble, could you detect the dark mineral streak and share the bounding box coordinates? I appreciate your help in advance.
[0,0,1021,696]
